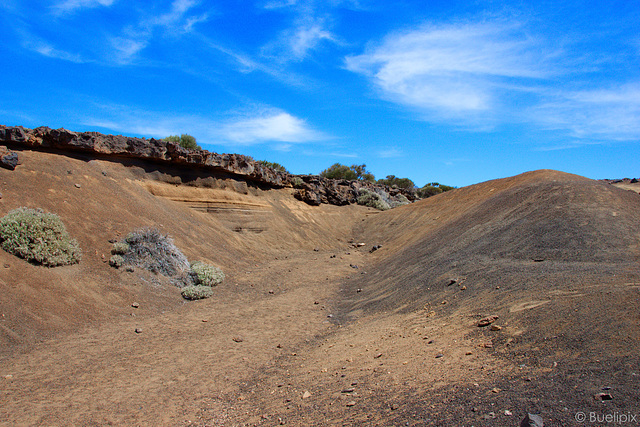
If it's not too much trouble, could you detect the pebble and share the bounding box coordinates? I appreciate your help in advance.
[478,315,499,327]
[504,410,513,416]
[346,400,357,407]
[131,302,139,308]
[492,387,501,393]
[74,183,81,188]
[232,337,244,343]
[374,353,383,359]
[302,391,312,399]
[435,354,444,358]
[134,328,143,334]
[490,325,502,331]
[341,388,355,393]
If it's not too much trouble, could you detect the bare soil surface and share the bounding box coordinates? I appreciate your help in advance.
[1,152,639,426]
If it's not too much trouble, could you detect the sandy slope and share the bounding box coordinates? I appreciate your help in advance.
[1,152,639,426]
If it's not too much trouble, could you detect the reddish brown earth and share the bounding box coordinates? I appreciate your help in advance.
[1,150,639,426]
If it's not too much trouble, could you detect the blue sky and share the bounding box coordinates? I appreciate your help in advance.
[1,0,639,187]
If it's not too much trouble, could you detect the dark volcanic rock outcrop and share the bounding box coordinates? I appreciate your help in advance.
[0,125,415,207]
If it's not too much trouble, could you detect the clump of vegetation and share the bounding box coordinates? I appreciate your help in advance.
[291,176,304,188]
[164,134,201,150]
[258,160,288,173]
[357,188,390,211]
[389,193,410,208]
[416,182,456,198]
[320,163,375,182]
[190,261,224,287]
[111,242,130,255]
[116,227,190,279]
[0,207,81,267]
[377,175,415,190]
[110,228,225,301]
[109,254,124,268]
[181,285,214,300]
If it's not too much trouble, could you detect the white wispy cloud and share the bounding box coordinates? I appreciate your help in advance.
[218,108,326,145]
[534,83,640,141]
[52,0,116,15]
[82,103,327,149]
[109,0,208,64]
[377,147,402,158]
[20,31,87,63]
[345,20,554,122]
[262,14,336,63]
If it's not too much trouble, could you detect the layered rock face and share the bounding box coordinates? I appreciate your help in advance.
[0,125,415,207]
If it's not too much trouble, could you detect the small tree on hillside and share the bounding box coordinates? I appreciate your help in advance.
[377,175,415,189]
[320,163,375,182]
[164,134,201,150]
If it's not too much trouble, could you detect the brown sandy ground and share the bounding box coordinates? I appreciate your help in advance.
[1,151,640,426]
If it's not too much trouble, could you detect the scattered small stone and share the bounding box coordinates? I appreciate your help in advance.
[524,377,532,382]
[390,403,399,410]
[134,328,143,334]
[131,302,139,308]
[369,245,382,253]
[460,285,467,290]
[330,255,336,258]
[504,410,513,416]
[594,393,613,401]
[490,325,502,331]
[4,374,13,379]
[602,386,612,390]
[302,391,312,399]
[202,319,208,323]
[346,400,357,407]
[268,290,275,294]
[427,340,434,344]
[341,388,355,393]
[276,343,282,348]
[483,412,496,420]
[327,314,333,318]
[350,264,359,269]
[483,342,494,348]
[441,300,447,304]
[125,266,135,272]
[354,243,365,248]
[313,248,319,252]
[356,288,362,293]
[232,336,244,343]
[478,315,499,327]
[74,183,81,188]
[314,301,319,305]
[435,353,444,358]
[447,278,457,286]
[3,264,9,269]
[102,171,108,176]
[520,413,544,427]
[374,353,383,359]
[465,351,473,355]
[491,387,501,393]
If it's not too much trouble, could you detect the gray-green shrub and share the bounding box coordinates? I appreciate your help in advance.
[0,207,81,266]
[356,189,390,211]
[190,261,224,286]
[109,254,124,268]
[121,227,190,279]
[181,285,214,300]
[111,242,130,255]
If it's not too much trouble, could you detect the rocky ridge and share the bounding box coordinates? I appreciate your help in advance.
[0,125,415,207]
